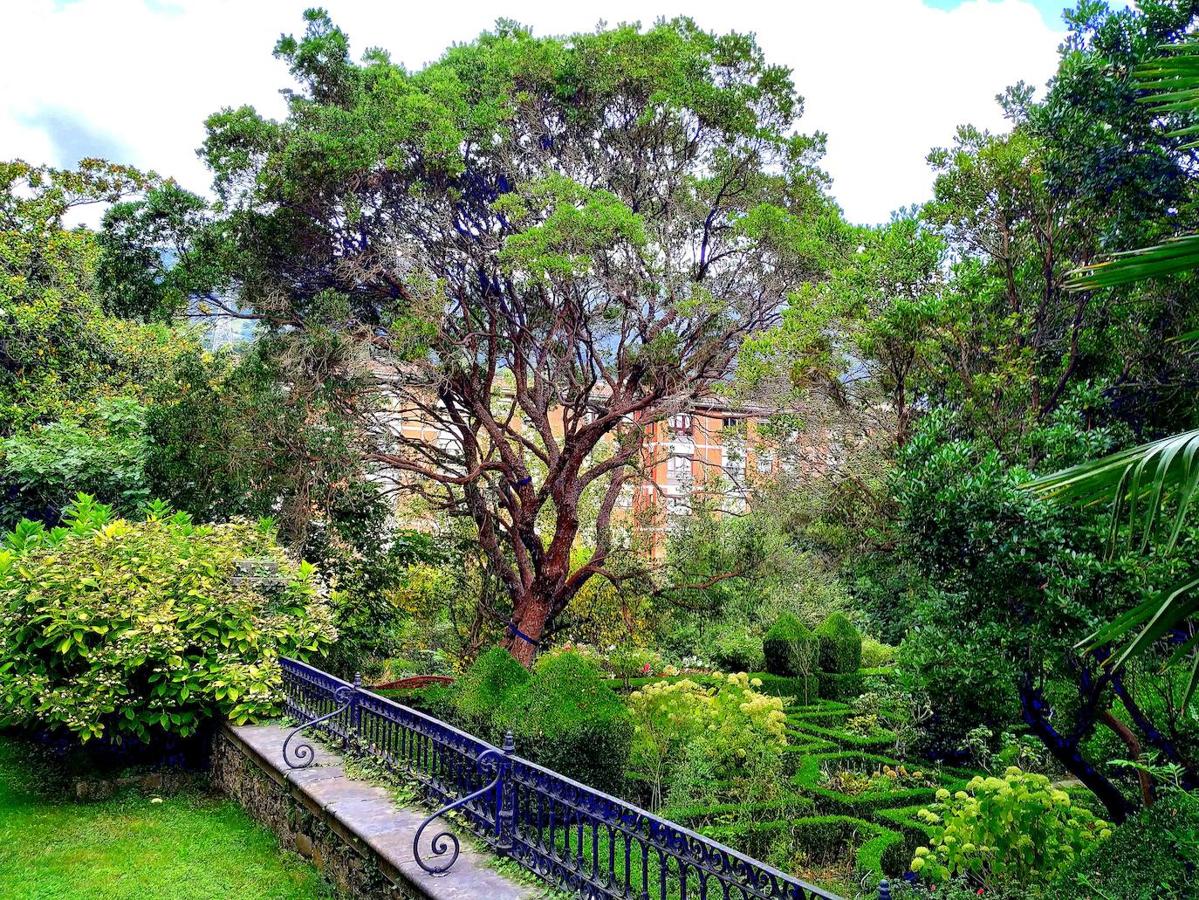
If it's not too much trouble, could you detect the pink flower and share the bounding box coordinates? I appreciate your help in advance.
[641,663,652,675]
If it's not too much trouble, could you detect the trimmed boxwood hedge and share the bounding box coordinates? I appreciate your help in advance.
[815,613,862,674]
[664,795,816,828]
[763,614,819,680]
[789,752,957,817]
[786,719,897,753]
[873,804,937,846]
[698,815,908,879]
[815,671,865,701]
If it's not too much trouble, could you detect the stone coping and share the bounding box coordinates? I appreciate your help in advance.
[223,722,535,900]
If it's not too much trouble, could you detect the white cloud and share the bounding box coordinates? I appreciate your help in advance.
[0,0,1064,225]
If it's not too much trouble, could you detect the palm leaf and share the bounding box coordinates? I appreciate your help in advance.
[1026,429,1199,553]
[1065,233,1199,290]
[1030,431,1199,702]
[1065,37,1199,290]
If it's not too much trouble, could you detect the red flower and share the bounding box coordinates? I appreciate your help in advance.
[641,662,652,674]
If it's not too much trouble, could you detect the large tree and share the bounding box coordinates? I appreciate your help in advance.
[119,12,840,662]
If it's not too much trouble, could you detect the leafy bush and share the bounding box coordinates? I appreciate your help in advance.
[0,397,149,528]
[604,645,661,687]
[763,613,818,681]
[1055,788,1199,899]
[501,650,632,794]
[815,613,861,674]
[860,636,897,669]
[451,646,530,737]
[897,618,1021,756]
[627,673,787,810]
[0,496,336,742]
[710,626,765,673]
[909,767,1110,891]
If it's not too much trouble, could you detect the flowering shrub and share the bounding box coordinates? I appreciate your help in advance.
[0,496,336,742]
[909,767,1110,890]
[627,673,786,809]
[606,645,661,686]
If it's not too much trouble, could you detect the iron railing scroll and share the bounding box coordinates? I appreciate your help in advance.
[277,657,858,900]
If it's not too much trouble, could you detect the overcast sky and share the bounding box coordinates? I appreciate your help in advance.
[2,0,1101,225]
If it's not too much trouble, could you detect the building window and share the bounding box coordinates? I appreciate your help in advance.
[722,416,739,430]
[670,414,693,435]
[667,448,692,483]
[722,444,745,477]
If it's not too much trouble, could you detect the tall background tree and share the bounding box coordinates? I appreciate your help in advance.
[106,11,843,663]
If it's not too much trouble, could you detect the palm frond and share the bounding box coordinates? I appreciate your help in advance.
[1065,233,1199,290]
[1027,429,1199,553]
[1032,430,1199,701]
[1077,574,1199,704]
[1065,37,1199,290]
[1134,37,1199,147]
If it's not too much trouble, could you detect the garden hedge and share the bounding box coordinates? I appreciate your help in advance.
[699,815,907,879]
[762,613,819,681]
[815,613,862,674]
[501,651,633,794]
[664,795,815,828]
[786,719,897,753]
[789,751,958,817]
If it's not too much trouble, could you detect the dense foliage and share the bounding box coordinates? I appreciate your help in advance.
[500,651,633,794]
[910,768,1110,890]
[0,497,336,742]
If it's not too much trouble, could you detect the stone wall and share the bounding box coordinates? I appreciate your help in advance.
[210,727,413,899]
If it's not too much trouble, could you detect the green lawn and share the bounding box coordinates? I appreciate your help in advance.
[0,736,332,900]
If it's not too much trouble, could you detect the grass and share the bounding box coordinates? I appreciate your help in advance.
[0,735,333,900]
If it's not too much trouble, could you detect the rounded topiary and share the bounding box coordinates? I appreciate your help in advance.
[502,650,633,794]
[451,646,530,738]
[816,613,862,674]
[763,613,819,677]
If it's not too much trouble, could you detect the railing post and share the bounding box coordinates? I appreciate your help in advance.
[877,878,891,900]
[349,672,362,747]
[496,730,515,853]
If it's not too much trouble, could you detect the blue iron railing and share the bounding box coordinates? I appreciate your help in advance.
[279,657,864,900]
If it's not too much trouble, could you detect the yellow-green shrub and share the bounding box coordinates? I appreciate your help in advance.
[0,498,336,742]
[627,673,787,809]
[909,767,1110,890]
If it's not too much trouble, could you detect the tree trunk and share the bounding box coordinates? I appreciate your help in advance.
[1018,677,1134,823]
[1100,710,1154,808]
[502,592,552,667]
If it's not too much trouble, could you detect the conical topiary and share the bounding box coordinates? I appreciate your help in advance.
[763,612,819,678]
[815,612,862,674]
